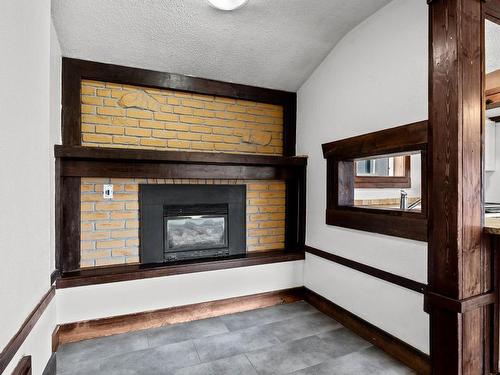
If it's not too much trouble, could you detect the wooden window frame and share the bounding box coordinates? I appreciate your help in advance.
[354,155,411,188]
[322,121,428,241]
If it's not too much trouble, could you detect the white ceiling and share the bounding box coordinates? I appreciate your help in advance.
[51,0,391,91]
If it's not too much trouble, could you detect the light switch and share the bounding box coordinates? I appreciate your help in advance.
[103,184,113,199]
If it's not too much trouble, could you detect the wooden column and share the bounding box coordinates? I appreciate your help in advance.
[428,0,485,373]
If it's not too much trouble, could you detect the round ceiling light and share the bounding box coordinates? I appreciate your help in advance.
[207,0,249,11]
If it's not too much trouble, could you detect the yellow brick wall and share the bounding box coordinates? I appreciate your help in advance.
[81,80,283,155]
[81,178,286,268]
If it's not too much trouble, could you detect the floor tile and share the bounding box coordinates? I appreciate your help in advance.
[57,330,149,373]
[219,301,317,331]
[193,324,281,362]
[174,354,258,375]
[147,316,229,348]
[97,340,200,375]
[317,327,372,358]
[290,346,416,375]
[245,335,334,375]
[56,301,414,375]
[264,311,342,343]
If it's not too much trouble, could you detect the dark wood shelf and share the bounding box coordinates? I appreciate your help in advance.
[55,145,307,167]
[55,145,307,180]
[56,249,305,289]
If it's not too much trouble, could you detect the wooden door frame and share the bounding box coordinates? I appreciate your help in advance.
[427,0,494,373]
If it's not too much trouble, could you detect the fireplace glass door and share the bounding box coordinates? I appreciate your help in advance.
[163,203,230,260]
[165,215,228,251]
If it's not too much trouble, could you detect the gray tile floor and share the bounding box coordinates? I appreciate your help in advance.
[57,301,415,374]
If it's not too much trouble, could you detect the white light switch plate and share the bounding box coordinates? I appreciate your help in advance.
[103,184,113,199]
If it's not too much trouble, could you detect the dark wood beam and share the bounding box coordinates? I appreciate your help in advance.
[428,0,485,373]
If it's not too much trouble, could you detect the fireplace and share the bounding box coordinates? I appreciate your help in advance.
[139,185,246,263]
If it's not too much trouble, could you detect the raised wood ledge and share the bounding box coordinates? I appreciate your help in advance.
[54,145,308,167]
[57,249,305,289]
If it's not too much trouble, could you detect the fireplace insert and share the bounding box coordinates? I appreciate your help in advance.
[140,185,246,263]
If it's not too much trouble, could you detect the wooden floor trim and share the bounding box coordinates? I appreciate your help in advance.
[11,356,31,375]
[55,287,305,346]
[303,287,430,375]
[0,286,55,374]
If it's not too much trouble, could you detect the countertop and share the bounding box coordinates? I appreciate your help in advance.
[485,217,500,235]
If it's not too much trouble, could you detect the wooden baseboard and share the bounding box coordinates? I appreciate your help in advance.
[11,356,31,375]
[303,287,430,375]
[56,287,304,345]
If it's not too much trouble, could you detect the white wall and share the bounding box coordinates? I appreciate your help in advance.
[57,261,304,323]
[50,20,63,271]
[486,123,500,202]
[297,0,429,353]
[0,0,58,373]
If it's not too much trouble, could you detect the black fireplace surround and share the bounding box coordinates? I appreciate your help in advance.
[139,185,246,263]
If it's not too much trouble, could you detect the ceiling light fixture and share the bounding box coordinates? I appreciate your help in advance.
[207,0,249,11]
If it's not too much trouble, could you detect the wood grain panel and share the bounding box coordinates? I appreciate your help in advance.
[428,0,485,373]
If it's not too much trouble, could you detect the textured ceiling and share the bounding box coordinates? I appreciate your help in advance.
[51,0,391,91]
[486,20,500,74]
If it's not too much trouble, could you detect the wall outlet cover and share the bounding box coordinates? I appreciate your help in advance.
[103,184,113,199]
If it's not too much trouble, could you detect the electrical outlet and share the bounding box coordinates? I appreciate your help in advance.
[103,184,113,199]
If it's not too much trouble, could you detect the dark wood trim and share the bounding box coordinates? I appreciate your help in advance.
[62,59,81,145]
[322,121,428,241]
[492,234,500,373]
[11,356,31,375]
[322,120,428,160]
[325,208,427,242]
[485,0,500,25]
[428,0,485,373]
[60,177,80,272]
[0,287,55,374]
[55,287,304,345]
[355,156,412,188]
[305,246,427,293]
[60,160,295,180]
[303,288,431,375]
[54,145,307,167]
[50,270,60,285]
[62,58,296,152]
[424,291,495,314]
[51,326,60,353]
[283,94,297,157]
[57,250,305,289]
